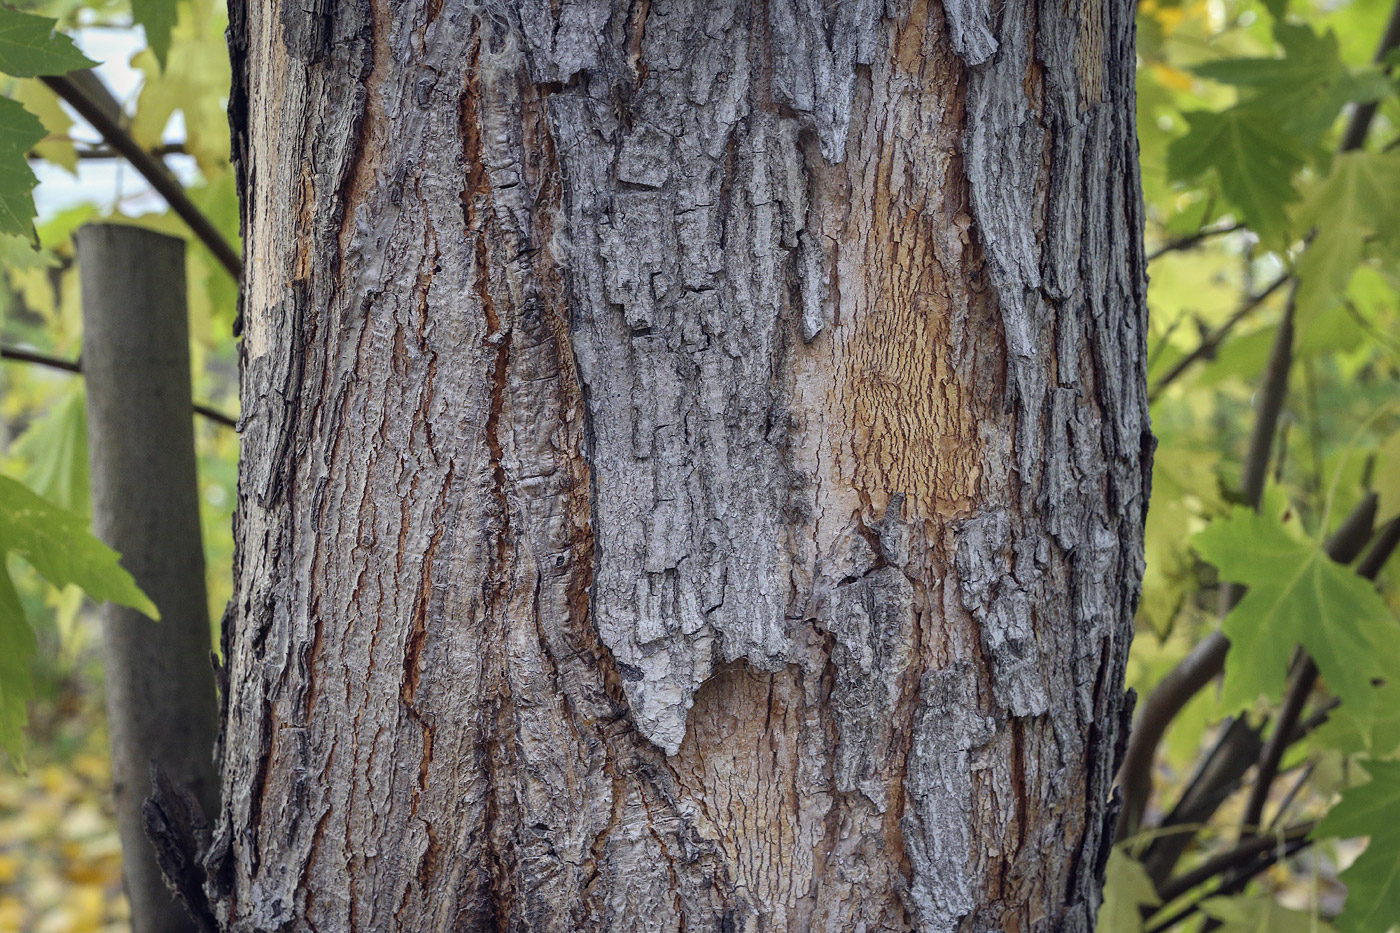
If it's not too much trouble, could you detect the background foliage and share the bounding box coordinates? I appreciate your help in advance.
[0,0,1397,929]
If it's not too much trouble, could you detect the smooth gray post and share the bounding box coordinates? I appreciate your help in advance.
[77,224,218,933]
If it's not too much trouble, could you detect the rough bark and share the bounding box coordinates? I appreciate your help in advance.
[214,0,1150,930]
[78,224,221,933]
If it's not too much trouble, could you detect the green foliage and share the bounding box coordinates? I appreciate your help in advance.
[0,98,46,239]
[1194,505,1400,722]
[1294,151,1400,316]
[1200,894,1337,931]
[0,475,156,766]
[0,10,93,79]
[131,0,181,69]
[1123,0,1400,925]
[1315,761,1400,932]
[0,7,95,241]
[1168,107,1306,242]
[1096,849,1160,933]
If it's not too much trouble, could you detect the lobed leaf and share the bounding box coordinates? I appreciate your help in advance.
[1168,108,1305,243]
[0,8,94,78]
[1316,761,1400,933]
[0,476,157,620]
[0,97,46,240]
[132,0,180,71]
[1193,506,1400,723]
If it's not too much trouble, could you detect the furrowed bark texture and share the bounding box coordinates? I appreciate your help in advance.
[217,1,1150,930]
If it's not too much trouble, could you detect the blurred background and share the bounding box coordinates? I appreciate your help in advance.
[0,0,1397,930]
[0,4,235,931]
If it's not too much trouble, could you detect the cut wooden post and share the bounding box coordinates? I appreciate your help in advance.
[78,223,219,933]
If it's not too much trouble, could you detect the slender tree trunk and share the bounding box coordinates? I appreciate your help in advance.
[78,224,220,933]
[212,1,1149,929]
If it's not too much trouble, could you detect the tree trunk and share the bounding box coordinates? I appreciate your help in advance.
[78,224,220,933]
[213,1,1149,929]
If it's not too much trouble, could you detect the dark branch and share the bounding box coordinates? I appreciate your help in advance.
[1145,835,1315,933]
[1146,222,1246,262]
[1156,821,1315,905]
[40,72,242,280]
[1,343,237,429]
[1241,655,1318,835]
[30,142,190,161]
[1148,274,1290,402]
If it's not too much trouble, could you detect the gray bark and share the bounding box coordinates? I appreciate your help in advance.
[213,0,1150,929]
[78,223,220,933]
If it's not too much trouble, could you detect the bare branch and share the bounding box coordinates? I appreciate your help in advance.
[1148,274,1289,401]
[1146,222,1245,262]
[1156,821,1315,905]
[1,343,236,429]
[40,72,242,280]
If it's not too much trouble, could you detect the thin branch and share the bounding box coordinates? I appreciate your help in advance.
[1241,655,1318,835]
[1140,716,1263,883]
[1144,836,1314,933]
[1357,514,1400,579]
[1156,822,1315,905]
[0,343,80,373]
[1149,273,1289,401]
[1118,491,1378,844]
[29,142,190,161]
[1239,297,1297,512]
[40,72,242,280]
[1,344,236,429]
[1292,696,1342,744]
[1267,762,1315,832]
[1147,222,1246,262]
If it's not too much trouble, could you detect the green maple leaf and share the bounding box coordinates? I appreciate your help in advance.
[1316,761,1400,933]
[1194,24,1342,95]
[1293,152,1400,316]
[0,8,95,78]
[132,0,181,70]
[1096,848,1159,933]
[1193,23,1383,147]
[1168,108,1305,243]
[1192,506,1400,722]
[0,96,46,240]
[0,475,157,767]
